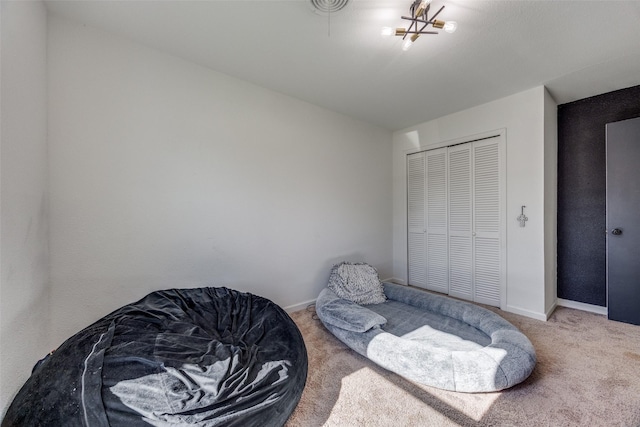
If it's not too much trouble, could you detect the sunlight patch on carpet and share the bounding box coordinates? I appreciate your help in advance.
[335,367,501,423]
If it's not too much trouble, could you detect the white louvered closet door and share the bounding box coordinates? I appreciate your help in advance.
[448,144,473,301]
[472,138,503,306]
[425,148,449,293]
[407,152,427,288]
[407,136,503,306]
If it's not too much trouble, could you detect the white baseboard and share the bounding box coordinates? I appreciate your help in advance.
[284,299,316,314]
[504,305,548,322]
[284,290,608,321]
[545,300,558,320]
[383,277,406,285]
[557,298,608,316]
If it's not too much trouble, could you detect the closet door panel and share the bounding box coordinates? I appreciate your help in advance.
[474,142,500,235]
[426,148,449,293]
[448,145,473,300]
[449,236,472,298]
[472,138,502,307]
[407,152,427,288]
[474,237,501,304]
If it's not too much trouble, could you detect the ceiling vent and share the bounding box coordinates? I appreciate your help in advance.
[310,0,350,15]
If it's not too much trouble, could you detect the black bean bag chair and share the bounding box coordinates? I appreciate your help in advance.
[2,287,307,427]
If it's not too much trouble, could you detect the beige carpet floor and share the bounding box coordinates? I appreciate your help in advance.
[285,301,640,427]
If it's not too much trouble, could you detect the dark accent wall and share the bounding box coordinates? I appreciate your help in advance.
[557,85,640,306]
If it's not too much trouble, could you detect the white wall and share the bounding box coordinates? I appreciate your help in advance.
[0,0,50,415]
[48,16,392,344]
[392,86,556,320]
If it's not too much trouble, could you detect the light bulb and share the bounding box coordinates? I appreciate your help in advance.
[402,39,413,51]
[444,21,458,33]
[381,27,394,37]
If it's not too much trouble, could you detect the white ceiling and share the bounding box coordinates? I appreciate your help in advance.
[44,0,640,131]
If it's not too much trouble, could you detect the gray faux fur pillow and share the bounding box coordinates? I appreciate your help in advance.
[327,262,386,305]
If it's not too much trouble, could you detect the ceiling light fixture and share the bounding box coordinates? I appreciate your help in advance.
[382,0,457,50]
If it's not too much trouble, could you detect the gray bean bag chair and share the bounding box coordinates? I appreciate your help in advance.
[316,282,536,393]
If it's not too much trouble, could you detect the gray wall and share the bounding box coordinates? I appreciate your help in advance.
[47,16,393,345]
[0,0,51,415]
[557,85,640,306]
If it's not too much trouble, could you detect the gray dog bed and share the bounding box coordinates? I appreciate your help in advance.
[316,282,536,392]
